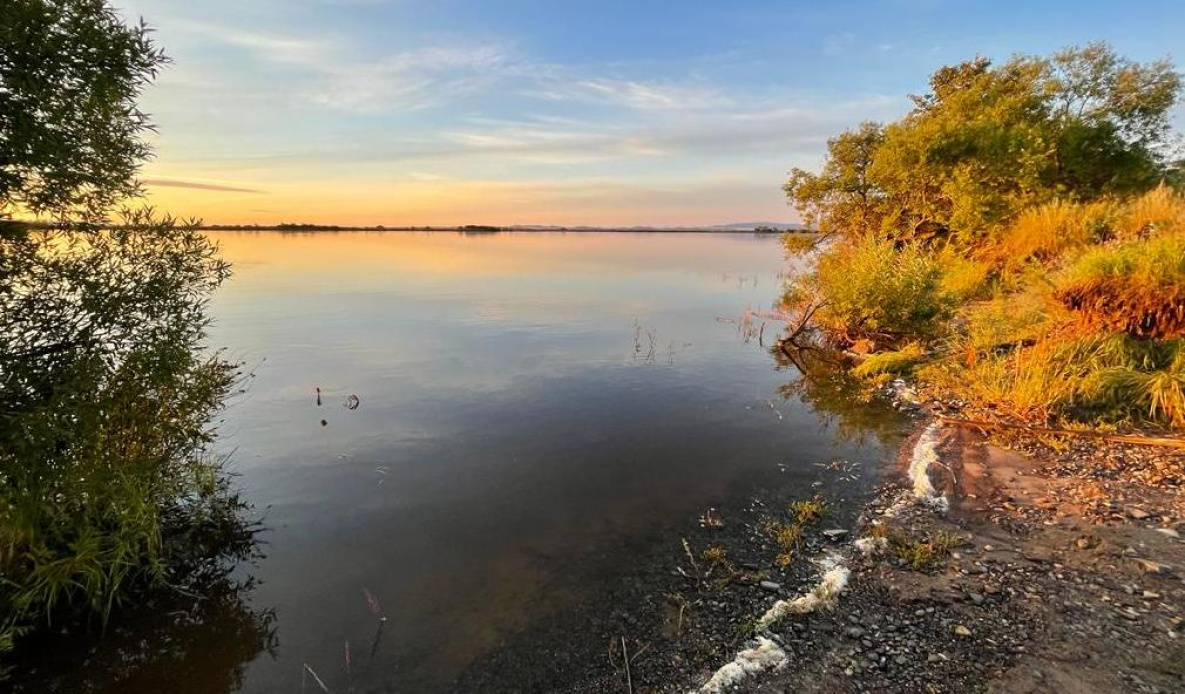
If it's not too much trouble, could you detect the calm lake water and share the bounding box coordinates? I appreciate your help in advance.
[16,231,903,692]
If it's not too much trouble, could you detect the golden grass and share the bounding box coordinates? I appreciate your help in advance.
[1056,234,1185,339]
[1117,185,1185,239]
[995,199,1111,265]
[852,342,927,379]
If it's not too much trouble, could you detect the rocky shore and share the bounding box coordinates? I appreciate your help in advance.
[737,423,1184,694]
[455,403,1183,694]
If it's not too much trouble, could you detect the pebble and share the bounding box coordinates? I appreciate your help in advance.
[953,625,972,637]
[844,626,866,639]
[759,580,781,592]
[1131,559,1172,576]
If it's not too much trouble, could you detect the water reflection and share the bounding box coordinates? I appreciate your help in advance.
[9,574,277,694]
[773,340,911,446]
[18,231,903,692]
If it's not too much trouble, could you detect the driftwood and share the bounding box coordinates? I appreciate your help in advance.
[938,416,1185,450]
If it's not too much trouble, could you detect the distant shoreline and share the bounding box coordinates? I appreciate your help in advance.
[5,220,810,234]
[197,224,809,234]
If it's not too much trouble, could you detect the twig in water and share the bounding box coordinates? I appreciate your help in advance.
[367,621,386,666]
[682,538,702,583]
[621,636,634,694]
[303,663,330,694]
[363,587,387,622]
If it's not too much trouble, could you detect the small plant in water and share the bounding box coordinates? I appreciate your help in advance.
[698,508,726,529]
[763,495,827,566]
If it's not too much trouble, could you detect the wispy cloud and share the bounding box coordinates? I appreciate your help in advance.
[559,78,731,110]
[143,178,267,194]
[165,93,905,173]
[309,45,512,112]
[181,21,333,65]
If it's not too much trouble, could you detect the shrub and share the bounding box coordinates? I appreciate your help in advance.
[936,248,992,302]
[811,235,956,344]
[958,288,1064,353]
[0,215,243,655]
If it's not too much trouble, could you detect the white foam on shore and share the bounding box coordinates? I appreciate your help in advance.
[686,422,952,692]
[755,556,850,630]
[907,423,949,512]
[692,637,788,694]
[689,557,849,693]
[854,535,888,556]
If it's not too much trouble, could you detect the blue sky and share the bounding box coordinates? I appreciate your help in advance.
[118,0,1185,226]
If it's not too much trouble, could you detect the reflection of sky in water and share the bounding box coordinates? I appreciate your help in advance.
[189,231,894,693]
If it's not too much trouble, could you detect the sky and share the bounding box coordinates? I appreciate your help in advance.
[116,0,1185,227]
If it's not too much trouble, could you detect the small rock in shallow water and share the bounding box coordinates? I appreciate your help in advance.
[759,580,781,592]
[822,529,849,541]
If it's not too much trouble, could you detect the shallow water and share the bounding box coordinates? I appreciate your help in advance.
[14,231,903,692]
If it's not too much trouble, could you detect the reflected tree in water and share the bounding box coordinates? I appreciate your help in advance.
[771,339,910,447]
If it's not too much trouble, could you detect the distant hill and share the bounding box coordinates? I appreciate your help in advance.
[709,222,807,231]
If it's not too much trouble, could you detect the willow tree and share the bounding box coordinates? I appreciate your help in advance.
[1,0,167,220]
[1,1,247,661]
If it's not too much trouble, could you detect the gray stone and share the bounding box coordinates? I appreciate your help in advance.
[844,626,866,639]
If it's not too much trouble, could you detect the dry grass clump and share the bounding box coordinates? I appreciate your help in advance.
[891,530,961,572]
[852,342,927,380]
[1117,185,1185,239]
[994,199,1113,265]
[922,330,1185,428]
[702,545,729,567]
[867,524,962,572]
[787,497,826,524]
[1056,235,1185,339]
